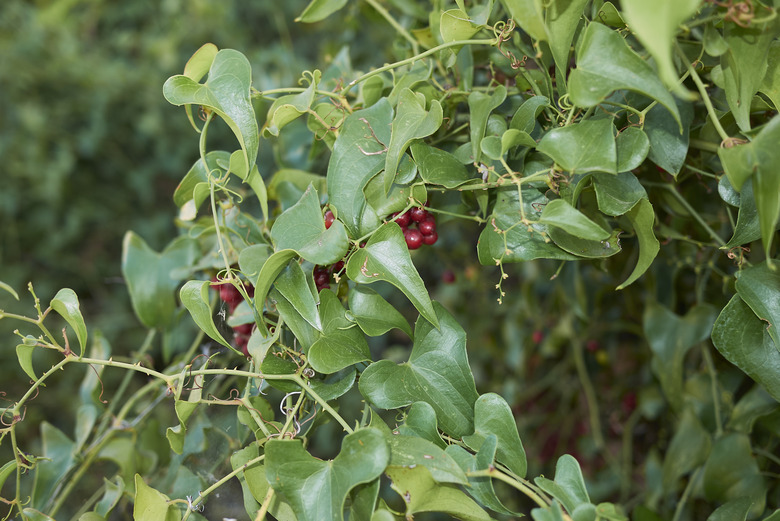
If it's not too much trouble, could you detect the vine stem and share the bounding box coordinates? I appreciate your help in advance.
[340,38,497,96]
[292,374,354,433]
[643,182,726,247]
[675,42,730,143]
[183,455,266,520]
[572,337,605,451]
[672,467,703,521]
[255,486,276,521]
[465,468,549,508]
[364,0,419,54]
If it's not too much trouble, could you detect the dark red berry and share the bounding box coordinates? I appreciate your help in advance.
[410,207,428,223]
[421,231,438,245]
[586,340,600,353]
[235,333,249,353]
[418,217,436,235]
[532,330,544,344]
[233,323,253,336]
[244,282,254,298]
[332,261,345,273]
[219,284,242,304]
[442,270,456,284]
[393,211,411,228]
[404,229,423,250]
[324,210,335,229]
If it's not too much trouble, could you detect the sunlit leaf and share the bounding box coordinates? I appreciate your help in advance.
[274,261,322,332]
[544,0,589,81]
[180,280,233,351]
[50,288,87,356]
[263,70,320,137]
[359,303,478,437]
[133,474,182,521]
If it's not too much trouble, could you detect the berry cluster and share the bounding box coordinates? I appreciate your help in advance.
[211,278,255,356]
[314,260,344,292]
[391,206,438,250]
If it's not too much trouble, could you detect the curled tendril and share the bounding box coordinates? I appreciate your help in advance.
[493,19,525,69]
[557,93,573,111]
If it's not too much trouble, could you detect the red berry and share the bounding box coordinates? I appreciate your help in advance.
[233,323,253,335]
[532,330,544,344]
[442,270,456,284]
[418,217,436,235]
[404,229,423,250]
[332,260,345,273]
[410,207,428,223]
[235,333,249,353]
[421,231,438,245]
[324,210,335,229]
[219,284,242,304]
[393,211,411,228]
[586,340,600,353]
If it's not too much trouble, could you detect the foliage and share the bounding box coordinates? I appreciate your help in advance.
[2,1,780,520]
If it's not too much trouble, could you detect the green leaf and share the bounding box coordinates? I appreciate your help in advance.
[397,402,446,448]
[163,49,258,174]
[348,285,412,337]
[446,439,519,515]
[617,198,660,289]
[309,367,357,402]
[359,303,479,437]
[724,179,762,248]
[718,115,780,258]
[179,280,233,351]
[468,86,507,164]
[296,0,348,23]
[173,151,230,209]
[721,21,779,132]
[274,261,322,332]
[0,461,17,495]
[548,227,622,258]
[411,143,473,188]
[253,249,298,335]
[386,465,492,521]
[568,22,681,127]
[183,43,217,82]
[510,95,550,133]
[384,89,443,192]
[35,423,76,511]
[327,99,393,237]
[16,343,37,381]
[537,118,617,174]
[441,9,481,43]
[122,233,200,329]
[499,0,547,41]
[478,187,577,264]
[645,99,693,177]
[462,393,527,478]
[346,222,438,328]
[270,287,321,352]
[388,434,468,485]
[592,171,647,216]
[735,261,780,351]
[760,41,780,112]
[270,185,350,266]
[364,171,427,218]
[265,428,390,521]
[166,374,203,455]
[50,288,87,356]
[308,290,371,373]
[706,497,754,521]
[236,447,296,521]
[702,434,766,514]
[712,294,780,402]
[643,303,718,410]
[133,474,182,521]
[263,70,320,137]
[0,280,19,300]
[615,126,649,172]
[544,0,589,81]
[621,0,701,97]
[662,408,711,490]
[534,455,590,516]
[540,199,610,240]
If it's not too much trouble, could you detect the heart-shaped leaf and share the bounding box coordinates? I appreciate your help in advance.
[615,126,649,172]
[643,303,718,409]
[346,222,438,328]
[539,199,611,241]
[383,89,443,192]
[411,143,473,188]
[534,455,591,516]
[544,0,589,82]
[537,118,617,174]
[163,49,258,174]
[462,393,527,478]
[263,70,320,137]
[265,428,390,521]
[270,185,350,266]
[387,434,468,485]
[568,22,681,127]
[645,99,693,177]
[397,402,446,448]
[359,303,478,437]
[122,233,200,329]
[327,99,393,237]
[712,294,780,402]
[308,290,371,373]
[509,95,549,133]
[592,171,647,216]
